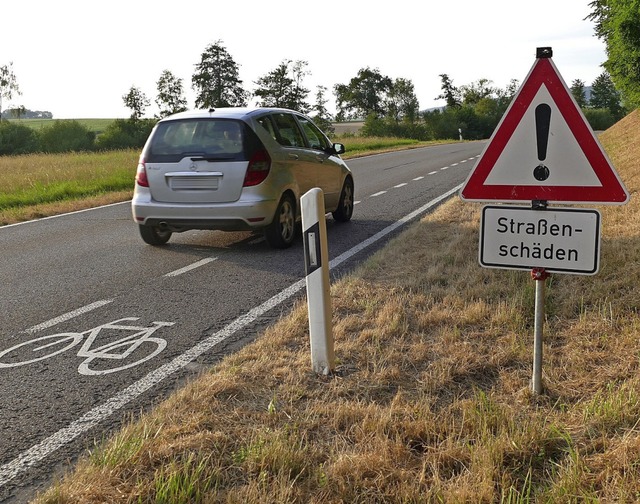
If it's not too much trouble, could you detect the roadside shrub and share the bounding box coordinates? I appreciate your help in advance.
[423,106,497,141]
[361,114,432,140]
[95,119,156,150]
[39,120,96,153]
[0,121,40,155]
[583,108,616,131]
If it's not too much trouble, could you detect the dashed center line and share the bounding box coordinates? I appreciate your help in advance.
[364,153,480,202]
[164,258,217,277]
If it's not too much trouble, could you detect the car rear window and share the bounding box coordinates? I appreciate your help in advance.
[145,119,261,163]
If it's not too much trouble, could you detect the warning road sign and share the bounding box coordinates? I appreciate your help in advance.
[460,48,629,204]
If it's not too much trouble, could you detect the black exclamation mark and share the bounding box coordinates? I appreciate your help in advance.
[533,104,551,181]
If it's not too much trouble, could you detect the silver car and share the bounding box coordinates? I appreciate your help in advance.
[131,107,354,248]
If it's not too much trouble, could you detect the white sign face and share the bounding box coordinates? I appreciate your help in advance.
[480,206,601,275]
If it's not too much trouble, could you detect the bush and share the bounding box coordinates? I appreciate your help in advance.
[582,108,617,131]
[39,120,96,153]
[95,119,156,150]
[361,114,432,140]
[0,121,40,155]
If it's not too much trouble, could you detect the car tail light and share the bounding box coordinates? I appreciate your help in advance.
[243,149,271,187]
[135,161,149,187]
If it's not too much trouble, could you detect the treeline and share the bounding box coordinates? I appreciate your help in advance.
[0,119,155,156]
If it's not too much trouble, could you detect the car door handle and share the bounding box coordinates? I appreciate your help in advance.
[315,155,325,163]
[288,153,299,160]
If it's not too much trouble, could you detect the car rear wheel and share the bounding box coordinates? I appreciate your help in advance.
[264,194,296,249]
[332,177,354,222]
[139,224,172,246]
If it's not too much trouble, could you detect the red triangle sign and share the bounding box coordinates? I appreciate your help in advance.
[460,51,629,204]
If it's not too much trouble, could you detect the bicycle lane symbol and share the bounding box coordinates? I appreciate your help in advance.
[0,317,174,376]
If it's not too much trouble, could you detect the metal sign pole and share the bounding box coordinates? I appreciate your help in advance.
[530,199,549,395]
[531,267,548,394]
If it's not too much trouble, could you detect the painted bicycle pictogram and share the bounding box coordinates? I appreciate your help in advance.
[0,317,174,375]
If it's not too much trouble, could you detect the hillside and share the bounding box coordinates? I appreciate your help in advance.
[34,111,640,503]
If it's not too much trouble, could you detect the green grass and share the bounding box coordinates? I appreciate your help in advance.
[9,118,116,134]
[0,136,439,226]
[0,149,138,210]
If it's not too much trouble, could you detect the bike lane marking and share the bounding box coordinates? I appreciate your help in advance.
[0,183,463,489]
[164,257,217,277]
[24,300,113,335]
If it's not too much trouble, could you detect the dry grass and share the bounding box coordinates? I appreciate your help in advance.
[34,111,640,503]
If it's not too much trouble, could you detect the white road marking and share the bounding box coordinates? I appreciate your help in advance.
[441,166,449,170]
[371,191,387,197]
[164,258,217,277]
[428,171,437,175]
[0,202,129,230]
[413,176,424,181]
[394,183,408,188]
[0,184,464,490]
[24,300,113,335]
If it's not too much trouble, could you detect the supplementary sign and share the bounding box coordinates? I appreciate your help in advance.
[480,206,601,274]
[460,47,629,204]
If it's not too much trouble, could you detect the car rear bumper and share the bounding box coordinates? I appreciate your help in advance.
[131,187,279,232]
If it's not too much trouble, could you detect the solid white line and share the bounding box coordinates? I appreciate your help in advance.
[24,300,114,334]
[0,202,130,230]
[164,258,217,277]
[371,191,387,197]
[0,183,463,489]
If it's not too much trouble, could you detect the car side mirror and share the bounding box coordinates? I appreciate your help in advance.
[332,143,345,155]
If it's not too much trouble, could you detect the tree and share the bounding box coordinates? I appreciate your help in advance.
[192,40,248,109]
[570,79,588,108]
[334,67,393,120]
[460,78,497,106]
[435,74,461,108]
[587,0,640,108]
[123,86,150,120]
[310,85,334,134]
[155,70,187,118]
[386,78,420,123]
[0,62,21,120]
[590,71,625,119]
[253,59,310,112]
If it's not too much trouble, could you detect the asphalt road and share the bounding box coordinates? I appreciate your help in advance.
[0,141,485,502]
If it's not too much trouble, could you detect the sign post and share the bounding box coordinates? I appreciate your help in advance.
[460,47,629,394]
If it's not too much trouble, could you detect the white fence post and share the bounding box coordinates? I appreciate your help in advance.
[301,188,335,375]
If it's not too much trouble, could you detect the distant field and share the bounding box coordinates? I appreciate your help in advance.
[13,118,116,134]
[14,118,363,136]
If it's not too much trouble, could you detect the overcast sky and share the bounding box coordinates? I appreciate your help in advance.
[1,0,605,119]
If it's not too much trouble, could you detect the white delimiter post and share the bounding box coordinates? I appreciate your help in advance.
[301,188,335,375]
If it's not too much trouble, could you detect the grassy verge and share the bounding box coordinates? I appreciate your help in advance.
[0,149,138,225]
[0,137,440,226]
[31,110,640,502]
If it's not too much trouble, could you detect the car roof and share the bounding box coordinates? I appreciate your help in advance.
[160,107,304,123]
